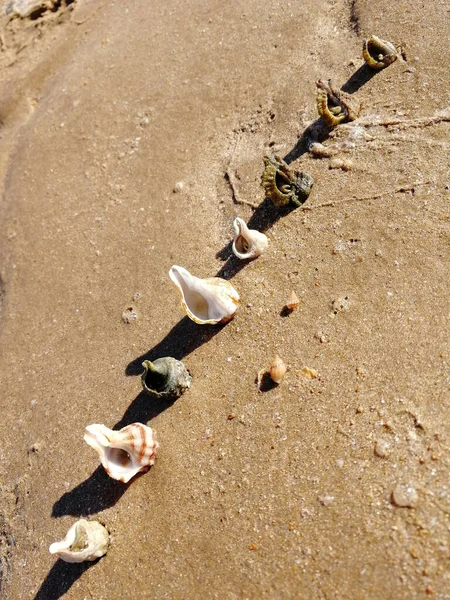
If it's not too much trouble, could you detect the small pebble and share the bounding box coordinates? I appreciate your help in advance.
[336,458,344,469]
[173,181,184,193]
[374,439,391,458]
[329,158,352,172]
[391,484,418,508]
[301,367,318,379]
[122,306,137,323]
[319,495,334,506]
[28,443,42,454]
[332,296,350,313]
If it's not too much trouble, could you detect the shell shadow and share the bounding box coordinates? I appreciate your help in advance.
[125,316,226,375]
[51,466,130,518]
[33,558,96,600]
[282,118,332,165]
[341,63,378,94]
[256,371,278,393]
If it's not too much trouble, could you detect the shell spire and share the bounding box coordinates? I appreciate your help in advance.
[232,217,268,260]
[169,265,239,325]
[49,519,109,563]
[84,423,159,483]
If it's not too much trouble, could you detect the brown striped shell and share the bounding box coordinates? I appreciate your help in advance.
[316,80,361,127]
[363,35,397,70]
[84,423,159,483]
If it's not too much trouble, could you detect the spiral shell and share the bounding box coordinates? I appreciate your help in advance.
[141,357,191,400]
[232,217,268,260]
[269,354,287,384]
[49,519,109,563]
[286,291,300,311]
[169,265,239,324]
[363,35,397,70]
[261,155,314,207]
[316,80,361,127]
[84,423,158,483]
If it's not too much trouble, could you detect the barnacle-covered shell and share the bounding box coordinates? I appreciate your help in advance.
[261,155,314,207]
[269,354,287,384]
[49,519,109,563]
[169,265,239,325]
[316,79,361,127]
[84,423,158,483]
[363,35,397,70]
[141,357,191,400]
[232,217,268,260]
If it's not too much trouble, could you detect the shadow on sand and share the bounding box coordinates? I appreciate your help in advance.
[34,559,95,600]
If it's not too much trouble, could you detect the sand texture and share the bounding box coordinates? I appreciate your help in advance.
[1,0,450,598]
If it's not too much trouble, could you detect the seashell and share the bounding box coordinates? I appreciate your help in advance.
[363,35,397,70]
[169,265,239,325]
[141,357,191,400]
[286,290,300,311]
[316,79,361,127]
[49,519,109,563]
[269,354,287,384]
[232,217,268,260]
[84,423,158,483]
[261,155,314,207]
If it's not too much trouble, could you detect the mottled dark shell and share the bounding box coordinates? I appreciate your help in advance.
[316,80,361,127]
[363,35,397,70]
[261,155,314,207]
[141,357,191,400]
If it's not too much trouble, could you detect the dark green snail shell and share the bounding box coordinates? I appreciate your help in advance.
[141,357,192,400]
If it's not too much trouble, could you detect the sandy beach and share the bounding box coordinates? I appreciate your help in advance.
[1,0,450,598]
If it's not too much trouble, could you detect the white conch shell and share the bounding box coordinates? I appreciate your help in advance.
[49,519,109,563]
[84,423,158,483]
[169,265,239,324]
[232,217,268,260]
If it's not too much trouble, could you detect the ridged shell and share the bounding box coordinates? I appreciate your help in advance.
[141,357,191,400]
[316,80,361,127]
[261,155,314,207]
[84,423,158,483]
[49,519,109,563]
[169,265,239,325]
[363,35,397,70]
[232,217,268,260]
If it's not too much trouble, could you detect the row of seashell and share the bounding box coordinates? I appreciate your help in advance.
[49,33,397,564]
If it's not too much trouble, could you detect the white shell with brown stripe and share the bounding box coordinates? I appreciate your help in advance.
[84,423,159,483]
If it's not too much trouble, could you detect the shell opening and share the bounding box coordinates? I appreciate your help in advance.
[275,170,291,195]
[105,447,132,470]
[143,365,167,392]
[235,235,249,254]
[70,527,88,553]
[171,268,218,321]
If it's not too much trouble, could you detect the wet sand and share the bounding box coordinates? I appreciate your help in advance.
[1,0,450,598]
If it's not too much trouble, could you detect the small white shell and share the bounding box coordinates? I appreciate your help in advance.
[169,265,239,325]
[232,217,268,260]
[84,423,158,483]
[49,519,109,563]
